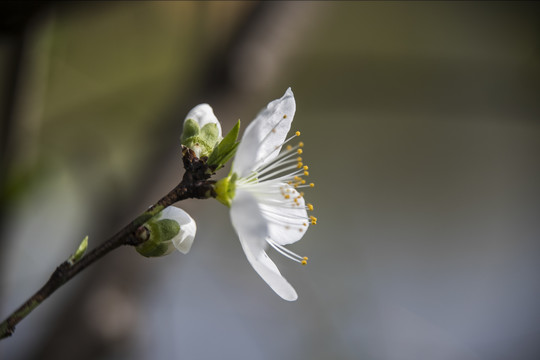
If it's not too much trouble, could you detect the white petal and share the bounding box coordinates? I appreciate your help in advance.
[258,185,308,246]
[160,206,197,254]
[230,189,298,301]
[233,88,296,178]
[184,103,222,138]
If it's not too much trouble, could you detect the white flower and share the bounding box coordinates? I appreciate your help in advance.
[216,88,317,301]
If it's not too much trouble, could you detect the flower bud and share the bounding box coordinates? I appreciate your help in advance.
[135,206,197,257]
[181,104,222,158]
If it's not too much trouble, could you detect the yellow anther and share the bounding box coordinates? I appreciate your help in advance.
[311,220,317,225]
[301,180,306,184]
[303,222,307,226]
[288,181,292,185]
[303,165,309,170]
[294,176,301,181]
[301,260,307,265]
[307,203,314,211]
[283,114,287,119]
[295,131,300,136]
[303,256,308,261]
[286,145,293,151]
[304,171,309,176]
[284,194,290,199]
[297,149,303,154]
[297,162,303,169]
[297,157,302,162]
[309,183,315,188]
[299,141,304,147]
[300,192,305,197]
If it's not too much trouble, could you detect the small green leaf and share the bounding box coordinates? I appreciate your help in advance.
[219,119,240,151]
[208,120,240,169]
[68,236,88,265]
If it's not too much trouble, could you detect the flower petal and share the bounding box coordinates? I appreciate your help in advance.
[233,88,296,178]
[230,189,298,301]
[184,103,222,138]
[160,206,197,254]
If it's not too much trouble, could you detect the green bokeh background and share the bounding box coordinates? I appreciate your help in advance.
[1,2,539,359]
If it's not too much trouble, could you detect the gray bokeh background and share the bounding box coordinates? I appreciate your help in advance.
[1,2,539,359]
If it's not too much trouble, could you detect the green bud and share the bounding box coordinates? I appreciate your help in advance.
[181,104,222,158]
[135,206,197,257]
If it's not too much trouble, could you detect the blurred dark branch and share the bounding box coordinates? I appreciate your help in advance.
[0,1,52,254]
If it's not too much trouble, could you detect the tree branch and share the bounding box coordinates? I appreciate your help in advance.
[0,146,215,340]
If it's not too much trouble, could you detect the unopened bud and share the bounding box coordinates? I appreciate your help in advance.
[135,206,197,257]
[181,104,222,158]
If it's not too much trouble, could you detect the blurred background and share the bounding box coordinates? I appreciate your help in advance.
[1,2,539,359]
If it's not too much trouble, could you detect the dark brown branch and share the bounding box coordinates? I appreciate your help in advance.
[0,146,215,340]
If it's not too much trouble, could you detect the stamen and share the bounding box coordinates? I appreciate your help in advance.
[281,131,301,149]
[266,238,308,265]
[235,125,318,240]
[255,141,304,176]
[257,162,298,182]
